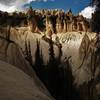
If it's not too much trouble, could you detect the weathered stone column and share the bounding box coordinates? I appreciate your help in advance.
[63,20,67,33]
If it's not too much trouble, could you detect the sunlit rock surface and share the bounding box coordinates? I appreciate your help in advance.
[0,36,54,100]
[0,26,99,88]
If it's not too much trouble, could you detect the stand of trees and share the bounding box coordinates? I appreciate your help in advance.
[91,0,100,33]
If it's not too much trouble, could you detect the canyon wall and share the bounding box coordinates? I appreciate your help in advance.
[0,8,90,36]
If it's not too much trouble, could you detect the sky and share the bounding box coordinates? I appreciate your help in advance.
[25,0,91,14]
[0,0,96,19]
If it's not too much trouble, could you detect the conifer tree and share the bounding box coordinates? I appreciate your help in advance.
[6,25,11,41]
[24,40,33,66]
[91,0,100,33]
[47,38,61,99]
[34,39,45,81]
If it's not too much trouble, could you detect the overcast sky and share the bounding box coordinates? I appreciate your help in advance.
[0,0,96,19]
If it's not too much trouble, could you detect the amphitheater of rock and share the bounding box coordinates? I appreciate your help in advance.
[0,7,90,36]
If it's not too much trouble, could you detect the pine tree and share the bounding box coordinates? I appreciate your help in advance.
[58,44,62,62]
[6,25,11,41]
[34,39,45,81]
[91,0,100,33]
[24,40,33,66]
[89,1,100,100]
[47,38,63,100]
[28,41,33,65]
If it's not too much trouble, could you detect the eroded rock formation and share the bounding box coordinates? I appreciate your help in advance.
[45,15,54,37]
[0,35,54,100]
[0,8,90,36]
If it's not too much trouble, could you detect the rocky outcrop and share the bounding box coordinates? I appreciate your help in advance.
[0,38,33,77]
[0,60,54,100]
[46,10,90,33]
[56,16,63,33]
[79,34,90,59]
[0,23,100,100]
[45,15,54,37]
[0,8,90,37]
[0,36,54,100]
[27,7,41,33]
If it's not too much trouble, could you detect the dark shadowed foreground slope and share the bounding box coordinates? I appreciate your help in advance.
[0,37,54,100]
[0,60,54,100]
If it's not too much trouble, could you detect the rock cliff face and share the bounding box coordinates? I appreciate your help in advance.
[0,24,100,100]
[0,8,100,100]
[0,60,54,100]
[45,9,90,35]
[0,8,90,36]
[0,36,54,100]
